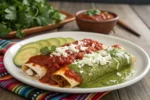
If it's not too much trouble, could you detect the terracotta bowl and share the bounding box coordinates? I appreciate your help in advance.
[75,10,119,34]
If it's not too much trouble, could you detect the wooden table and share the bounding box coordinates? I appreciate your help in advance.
[1,1,150,100]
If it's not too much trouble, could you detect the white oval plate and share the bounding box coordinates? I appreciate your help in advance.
[4,31,150,93]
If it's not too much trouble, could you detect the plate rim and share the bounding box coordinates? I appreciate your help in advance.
[4,31,150,93]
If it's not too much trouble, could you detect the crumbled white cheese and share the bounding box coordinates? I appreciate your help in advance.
[124,54,130,64]
[116,52,125,57]
[26,69,34,76]
[81,57,93,66]
[88,73,92,76]
[68,44,79,53]
[100,58,107,65]
[99,50,108,56]
[80,46,88,51]
[78,41,84,45]
[73,49,112,67]
[116,63,120,69]
[104,54,111,61]
[113,58,120,69]
[110,80,117,82]
[79,70,84,73]
[116,72,122,76]
[84,42,87,45]
[52,52,61,56]
[51,41,87,57]
[52,46,69,57]
[107,47,113,51]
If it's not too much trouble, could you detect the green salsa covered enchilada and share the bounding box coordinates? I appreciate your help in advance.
[52,47,136,88]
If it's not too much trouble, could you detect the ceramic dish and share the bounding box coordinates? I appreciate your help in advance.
[75,10,119,33]
[4,31,150,93]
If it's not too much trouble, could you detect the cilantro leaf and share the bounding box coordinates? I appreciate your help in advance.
[35,0,45,3]
[22,0,30,6]
[0,0,66,38]
[15,24,25,38]
[52,11,66,23]
[40,47,50,55]
[85,9,101,16]
[36,16,52,26]
[49,45,56,53]
[0,24,11,38]
[59,13,67,21]
[5,6,16,20]
[40,45,56,55]
[16,29,25,38]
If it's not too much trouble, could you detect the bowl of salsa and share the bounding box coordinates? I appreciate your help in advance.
[75,9,119,34]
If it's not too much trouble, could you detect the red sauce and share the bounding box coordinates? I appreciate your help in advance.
[78,11,115,21]
[27,39,103,85]
[65,70,82,82]
[112,44,121,49]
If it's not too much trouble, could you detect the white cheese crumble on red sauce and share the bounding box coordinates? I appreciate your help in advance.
[80,46,88,51]
[51,40,88,57]
[78,41,84,45]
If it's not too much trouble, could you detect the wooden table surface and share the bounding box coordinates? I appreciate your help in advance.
[1,1,150,100]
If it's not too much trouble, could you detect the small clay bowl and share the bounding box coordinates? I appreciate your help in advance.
[75,10,119,34]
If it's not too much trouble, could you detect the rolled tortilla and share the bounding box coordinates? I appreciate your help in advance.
[52,47,136,88]
[52,66,80,88]
[22,63,47,79]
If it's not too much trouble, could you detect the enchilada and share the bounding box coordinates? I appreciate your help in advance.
[52,47,136,88]
[22,39,104,85]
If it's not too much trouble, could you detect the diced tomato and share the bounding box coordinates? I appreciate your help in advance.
[112,44,121,48]
[58,57,64,65]
[76,52,84,59]
[27,39,103,85]
[53,64,59,68]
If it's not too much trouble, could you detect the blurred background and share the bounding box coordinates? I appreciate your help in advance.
[50,0,150,4]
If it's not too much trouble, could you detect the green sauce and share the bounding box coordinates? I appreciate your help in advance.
[69,47,135,88]
[79,66,135,88]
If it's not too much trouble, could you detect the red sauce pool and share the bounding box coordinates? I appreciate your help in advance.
[78,11,115,21]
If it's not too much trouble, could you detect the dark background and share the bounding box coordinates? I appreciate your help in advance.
[50,0,150,4]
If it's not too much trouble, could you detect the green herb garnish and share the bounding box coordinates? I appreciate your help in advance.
[0,0,66,38]
[49,45,57,53]
[85,9,101,16]
[40,45,56,55]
